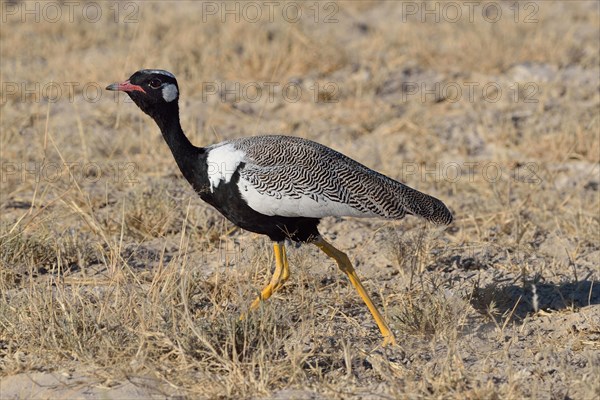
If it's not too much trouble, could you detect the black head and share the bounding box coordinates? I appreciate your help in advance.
[106,69,180,122]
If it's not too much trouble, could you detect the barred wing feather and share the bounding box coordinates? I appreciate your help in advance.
[231,136,452,224]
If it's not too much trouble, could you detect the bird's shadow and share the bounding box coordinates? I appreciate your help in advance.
[470,279,599,320]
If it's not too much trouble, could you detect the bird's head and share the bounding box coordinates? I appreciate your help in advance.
[106,69,179,121]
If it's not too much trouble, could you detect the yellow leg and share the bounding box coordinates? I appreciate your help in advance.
[313,237,396,347]
[248,242,290,311]
[274,243,289,291]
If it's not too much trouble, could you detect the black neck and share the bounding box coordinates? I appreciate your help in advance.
[147,102,203,183]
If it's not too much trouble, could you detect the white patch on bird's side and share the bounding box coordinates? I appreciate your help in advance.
[238,176,379,218]
[206,143,246,192]
[162,83,178,102]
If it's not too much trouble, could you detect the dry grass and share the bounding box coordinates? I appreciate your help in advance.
[1,1,599,399]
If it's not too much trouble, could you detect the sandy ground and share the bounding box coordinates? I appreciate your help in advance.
[1,1,599,399]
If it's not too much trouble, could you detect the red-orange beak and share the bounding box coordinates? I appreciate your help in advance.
[105,80,146,93]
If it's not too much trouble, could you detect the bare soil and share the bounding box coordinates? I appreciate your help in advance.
[1,2,599,399]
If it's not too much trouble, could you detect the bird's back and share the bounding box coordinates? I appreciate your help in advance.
[209,135,452,225]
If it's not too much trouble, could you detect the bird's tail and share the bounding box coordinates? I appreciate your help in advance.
[401,186,453,226]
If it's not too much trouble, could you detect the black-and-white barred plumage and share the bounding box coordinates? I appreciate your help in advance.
[206,135,452,225]
[108,69,454,344]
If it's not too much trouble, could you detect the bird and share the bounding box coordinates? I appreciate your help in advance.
[106,69,453,346]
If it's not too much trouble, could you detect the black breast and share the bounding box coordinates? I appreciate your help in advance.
[190,152,320,242]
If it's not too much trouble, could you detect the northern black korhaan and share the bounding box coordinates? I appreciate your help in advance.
[106,69,453,346]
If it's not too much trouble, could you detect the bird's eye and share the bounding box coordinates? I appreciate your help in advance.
[149,79,162,89]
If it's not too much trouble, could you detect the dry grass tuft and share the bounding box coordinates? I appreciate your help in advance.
[1,1,599,398]
[391,287,468,338]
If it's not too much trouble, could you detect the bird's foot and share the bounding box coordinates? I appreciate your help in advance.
[381,334,397,347]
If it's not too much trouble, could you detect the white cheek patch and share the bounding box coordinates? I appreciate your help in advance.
[162,83,178,102]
